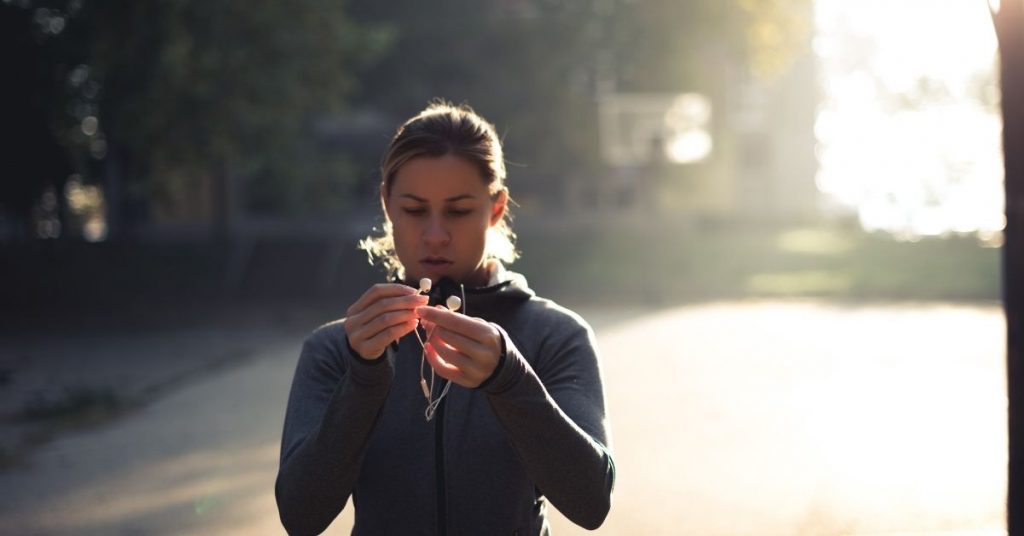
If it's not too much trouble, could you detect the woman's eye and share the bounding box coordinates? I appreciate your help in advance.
[447,209,472,217]
[402,207,427,216]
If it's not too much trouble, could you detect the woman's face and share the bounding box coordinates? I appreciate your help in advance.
[384,154,507,286]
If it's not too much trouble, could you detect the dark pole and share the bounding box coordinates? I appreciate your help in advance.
[993,1,1024,533]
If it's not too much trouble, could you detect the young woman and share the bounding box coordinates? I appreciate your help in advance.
[275,101,615,535]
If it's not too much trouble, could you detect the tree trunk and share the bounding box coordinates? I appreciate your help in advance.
[993,1,1024,533]
[103,142,124,242]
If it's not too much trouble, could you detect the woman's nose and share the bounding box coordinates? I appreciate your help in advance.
[423,215,450,246]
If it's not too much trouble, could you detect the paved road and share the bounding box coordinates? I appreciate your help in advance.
[0,301,1007,535]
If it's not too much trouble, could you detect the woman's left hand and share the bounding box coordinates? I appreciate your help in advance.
[415,305,503,388]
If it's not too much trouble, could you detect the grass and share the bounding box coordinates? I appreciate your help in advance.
[0,220,1000,329]
[514,220,1001,306]
[0,387,130,471]
[18,387,127,425]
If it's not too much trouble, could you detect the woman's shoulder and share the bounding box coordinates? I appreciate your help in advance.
[518,294,595,339]
[511,296,601,371]
[299,317,351,361]
[308,316,347,338]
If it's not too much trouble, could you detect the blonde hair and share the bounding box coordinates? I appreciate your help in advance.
[359,100,518,279]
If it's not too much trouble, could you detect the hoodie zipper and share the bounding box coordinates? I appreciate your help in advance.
[434,282,463,536]
[435,390,448,536]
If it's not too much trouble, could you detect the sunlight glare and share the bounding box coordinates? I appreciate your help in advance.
[814,0,1002,238]
[666,129,713,164]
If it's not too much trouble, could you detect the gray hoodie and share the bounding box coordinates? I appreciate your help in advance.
[275,273,615,535]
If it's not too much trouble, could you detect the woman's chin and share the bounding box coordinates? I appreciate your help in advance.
[414,262,456,282]
[406,261,491,286]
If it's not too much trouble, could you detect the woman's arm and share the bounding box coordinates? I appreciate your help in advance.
[482,321,615,530]
[277,284,424,535]
[415,304,615,529]
[275,324,395,536]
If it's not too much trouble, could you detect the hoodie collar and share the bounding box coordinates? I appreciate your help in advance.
[400,260,534,316]
[460,262,534,316]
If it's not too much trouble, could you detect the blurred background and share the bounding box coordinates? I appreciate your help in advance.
[0,0,1011,534]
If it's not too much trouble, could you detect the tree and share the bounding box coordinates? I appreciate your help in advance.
[2,0,813,240]
[0,4,74,241]
[343,0,809,206]
[1,1,389,241]
[992,0,1023,532]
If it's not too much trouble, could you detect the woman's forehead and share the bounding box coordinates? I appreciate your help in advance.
[391,154,488,199]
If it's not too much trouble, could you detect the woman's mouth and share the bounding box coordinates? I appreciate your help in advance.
[420,256,453,268]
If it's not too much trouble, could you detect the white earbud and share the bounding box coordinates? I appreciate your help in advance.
[413,278,462,422]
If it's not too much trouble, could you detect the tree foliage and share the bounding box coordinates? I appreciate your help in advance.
[1,0,812,238]
[1,0,389,236]
[0,3,75,232]
[344,0,811,200]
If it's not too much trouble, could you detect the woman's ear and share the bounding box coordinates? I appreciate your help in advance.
[490,188,508,226]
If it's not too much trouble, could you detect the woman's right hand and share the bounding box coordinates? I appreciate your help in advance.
[345,283,429,360]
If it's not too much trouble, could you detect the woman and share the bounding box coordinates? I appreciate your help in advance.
[275,101,615,535]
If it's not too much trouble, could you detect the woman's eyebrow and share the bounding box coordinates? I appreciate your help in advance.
[444,194,477,202]
[397,193,477,202]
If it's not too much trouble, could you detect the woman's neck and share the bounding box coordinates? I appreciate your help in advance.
[404,259,500,289]
[461,260,493,288]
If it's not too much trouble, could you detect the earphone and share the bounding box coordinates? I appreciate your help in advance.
[413,277,464,421]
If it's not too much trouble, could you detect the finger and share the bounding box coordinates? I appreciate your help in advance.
[424,342,463,381]
[362,319,419,351]
[348,294,427,334]
[416,306,493,339]
[429,326,491,361]
[362,293,429,322]
[360,308,420,341]
[427,341,490,388]
[350,317,417,359]
[347,283,419,316]
[426,331,459,356]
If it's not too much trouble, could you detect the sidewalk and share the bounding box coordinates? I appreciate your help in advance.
[0,331,302,535]
[0,304,334,469]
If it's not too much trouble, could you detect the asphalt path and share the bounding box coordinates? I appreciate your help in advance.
[0,301,1007,535]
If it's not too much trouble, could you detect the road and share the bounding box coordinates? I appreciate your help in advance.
[0,301,1007,535]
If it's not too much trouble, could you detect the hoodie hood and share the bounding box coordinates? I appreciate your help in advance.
[461,269,534,316]
[401,263,534,318]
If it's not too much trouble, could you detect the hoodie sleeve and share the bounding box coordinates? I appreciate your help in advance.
[481,316,615,530]
[275,322,395,536]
